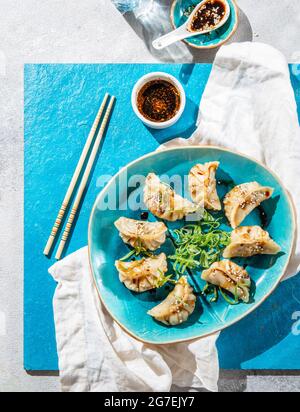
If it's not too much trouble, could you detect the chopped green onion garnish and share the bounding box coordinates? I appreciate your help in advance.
[119,249,136,261]
[219,287,239,305]
[168,211,230,274]
[155,269,177,289]
[119,238,152,261]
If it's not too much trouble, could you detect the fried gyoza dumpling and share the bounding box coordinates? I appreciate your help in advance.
[224,182,273,228]
[114,217,167,251]
[188,161,221,211]
[147,276,196,325]
[143,173,198,222]
[201,260,251,303]
[115,253,167,293]
[223,226,281,258]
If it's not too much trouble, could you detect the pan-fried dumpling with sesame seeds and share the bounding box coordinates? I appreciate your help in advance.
[115,253,167,293]
[147,276,196,325]
[223,226,281,258]
[114,217,167,251]
[189,161,221,211]
[201,260,251,303]
[224,182,273,228]
[143,173,198,222]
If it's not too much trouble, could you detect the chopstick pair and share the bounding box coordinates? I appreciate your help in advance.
[43,93,115,260]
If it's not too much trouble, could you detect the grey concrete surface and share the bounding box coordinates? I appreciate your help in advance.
[0,0,299,392]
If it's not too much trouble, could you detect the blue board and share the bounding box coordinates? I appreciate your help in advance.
[24,64,300,371]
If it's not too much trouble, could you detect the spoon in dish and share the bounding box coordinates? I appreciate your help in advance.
[152,0,230,50]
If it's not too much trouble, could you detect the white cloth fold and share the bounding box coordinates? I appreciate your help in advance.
[49,42,300,392]
[49,247,219,392]
[162,42,300,279]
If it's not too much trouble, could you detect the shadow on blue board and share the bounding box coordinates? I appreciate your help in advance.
[290,67,300,121]
[145,63,200,145]
[218,273,300,369]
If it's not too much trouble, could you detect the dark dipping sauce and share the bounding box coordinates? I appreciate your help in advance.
[140,212,149,220]
[190,0,226,32]
[137,80,181,123]
[257,205,268,229]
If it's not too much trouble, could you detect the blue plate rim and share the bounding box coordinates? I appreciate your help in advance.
[88,145,296,345]
[170,0,239,50]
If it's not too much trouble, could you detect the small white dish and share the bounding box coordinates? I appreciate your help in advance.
[131,72,186,130]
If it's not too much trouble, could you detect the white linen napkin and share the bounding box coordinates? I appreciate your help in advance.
[162,42,300,279]
[49,247,219,392]
[49,42,300,392]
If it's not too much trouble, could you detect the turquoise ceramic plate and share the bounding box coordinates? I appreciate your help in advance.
[88,146,295,344]
[170,0,239,49]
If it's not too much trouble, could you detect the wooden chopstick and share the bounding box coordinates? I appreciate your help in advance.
[55,95,116,260]
[43,93,110,256]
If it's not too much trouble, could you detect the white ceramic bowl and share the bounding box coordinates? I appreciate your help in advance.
[131,72,186,130]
